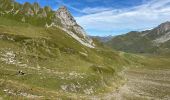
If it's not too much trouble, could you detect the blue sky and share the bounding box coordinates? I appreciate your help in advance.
[16,0,170,36]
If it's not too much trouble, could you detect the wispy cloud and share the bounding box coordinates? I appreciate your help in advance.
[82,7,112,14]
[75,0,170,36]
[54,0,83,13]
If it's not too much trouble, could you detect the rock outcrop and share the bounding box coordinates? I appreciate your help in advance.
[55,6,95,48]
[145,21,170,43]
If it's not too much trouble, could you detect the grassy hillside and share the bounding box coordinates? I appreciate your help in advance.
[0,16,141,99]
[106,31,158,54]
[106,22,170,55]
[1,1,170,99]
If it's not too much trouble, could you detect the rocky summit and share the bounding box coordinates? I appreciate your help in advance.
[55,6,94,48]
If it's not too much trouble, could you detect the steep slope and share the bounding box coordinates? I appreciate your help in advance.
[144,21,170,43]
[0,0,137,99]
[106,22,170,54]
[0,0,94,48]
[54,6,94,48]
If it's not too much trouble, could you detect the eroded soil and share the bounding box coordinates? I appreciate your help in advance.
[87,65,169,100]
[103,67,170,100]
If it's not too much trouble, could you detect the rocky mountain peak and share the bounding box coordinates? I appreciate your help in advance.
[152,21,170,43]
[158,21,170,32]
[55,6,95,48]
[56,6,77,27]
[144,21,170,40]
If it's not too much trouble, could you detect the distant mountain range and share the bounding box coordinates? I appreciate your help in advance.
[104,21,170,55]
[90,35,113,43]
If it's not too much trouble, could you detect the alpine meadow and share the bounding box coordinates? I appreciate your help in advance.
[0,0,170,100]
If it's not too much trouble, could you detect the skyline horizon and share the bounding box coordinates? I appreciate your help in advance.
[15,0,170,36]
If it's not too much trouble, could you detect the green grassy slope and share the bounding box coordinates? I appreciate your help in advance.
[105,22,170,55]
[1,1,170,99]
[0,16,139,99]
[106,31,158,54]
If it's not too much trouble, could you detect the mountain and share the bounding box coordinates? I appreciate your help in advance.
[146,21,170,43]
[106,21,170,54]
[0,0,137,99]
[0,0,94,48]
[55,6,94,48]
[90,35,113,43]
[1,1,170,99]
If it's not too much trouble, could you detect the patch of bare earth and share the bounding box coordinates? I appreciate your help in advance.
[118,68,170,100]
[92,68,170,100]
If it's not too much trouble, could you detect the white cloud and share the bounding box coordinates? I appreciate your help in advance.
[82,7,112,14]
[75,0,170,36]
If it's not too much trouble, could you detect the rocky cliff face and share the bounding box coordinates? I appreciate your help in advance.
[157,21,170,33]
[145,21,170,43]
[55,6,94,48]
